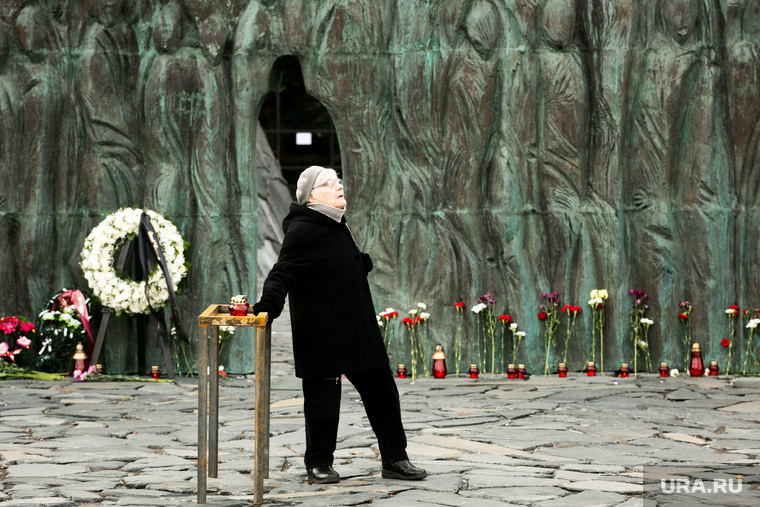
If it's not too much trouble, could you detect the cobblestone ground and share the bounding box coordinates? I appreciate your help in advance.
[1,307,759,506]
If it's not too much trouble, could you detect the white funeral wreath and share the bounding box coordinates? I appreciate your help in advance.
[80,208,187,316]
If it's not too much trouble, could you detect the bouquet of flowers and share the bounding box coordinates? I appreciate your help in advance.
[0,316,35,367]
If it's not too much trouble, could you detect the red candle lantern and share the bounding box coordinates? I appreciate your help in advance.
[517,364,526,379]
[432,344,447,379]
[619,363,630,378]
[228,295,249,316]
[507,364,517,379]
[468,363,480,379]
[689,343,705,377]
[659,362,669,377]
[396,364,407,379]
[151,365,160,379]
[558,362,567,378]
[586,361,597,377]
[708,361,719,376]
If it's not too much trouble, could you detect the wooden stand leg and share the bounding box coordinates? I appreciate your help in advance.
[209,327,219,478]
[197,326,209,503]
[253,324,271,505]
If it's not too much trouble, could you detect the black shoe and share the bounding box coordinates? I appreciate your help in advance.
[306,465,340,484]
[381,460,427,480]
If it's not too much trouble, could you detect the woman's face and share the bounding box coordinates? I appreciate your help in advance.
[309,170,346,209]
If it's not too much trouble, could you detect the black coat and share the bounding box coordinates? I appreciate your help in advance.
[253,203,389,378]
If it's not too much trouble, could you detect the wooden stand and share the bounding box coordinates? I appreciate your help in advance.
[197,305,270,505]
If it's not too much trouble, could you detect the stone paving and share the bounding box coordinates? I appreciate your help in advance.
[1,307,760,506]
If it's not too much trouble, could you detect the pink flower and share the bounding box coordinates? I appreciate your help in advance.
[17,336,31,348]
[1,322,14,334]
[20,322,35,333]
[0,342,8,355]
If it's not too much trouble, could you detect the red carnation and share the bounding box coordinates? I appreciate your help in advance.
[454,302,465,308]
[596,303,603,310]
[679,313,688,321]
[562,305,571,313]
[498,315,512,323]
[721,338,730,347]
[572,306,582,314]
[538,311,547,321]
[402,317,414,326]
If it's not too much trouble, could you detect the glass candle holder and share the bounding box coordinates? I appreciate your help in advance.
[432,344,447,379]
[586,361,597,377]
[468,364,480,379]
[689,343,705,377]
[659,362,669,377]
[397,364,407,379]
[507,364,517,379]
[558,362,567,378]
[708,361,719,376]
[151,365,160,379]
[95,364,104,374]
[619,363,630,378]
[228,295,249,316]
[517,364,526,379]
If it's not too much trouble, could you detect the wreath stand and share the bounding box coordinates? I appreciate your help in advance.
[89,214,187,378]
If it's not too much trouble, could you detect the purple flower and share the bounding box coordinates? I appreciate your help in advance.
[542,293,547,298]
[636,299,641,305]
[630,290,635,296]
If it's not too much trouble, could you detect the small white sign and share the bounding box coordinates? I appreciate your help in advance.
[295,132,312,145]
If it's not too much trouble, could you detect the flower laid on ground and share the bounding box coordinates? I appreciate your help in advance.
[404,304,430,381]
[628,290,651,374]
[472,293,499,377]
[588,289,609,372]
[453,302,466,376]
[79,208,188,316]
[670,368,680,377]
[562,305,581,364]
[73,365,97,381]
[678,301,693,370]
[724,304,739,374]
[743,315,760,375]
[0,316,35,366]
[218,365,227,379]
[378,308,399,355]
[508,321,525,367]
[498,315,511,371]
[539,292,561,376]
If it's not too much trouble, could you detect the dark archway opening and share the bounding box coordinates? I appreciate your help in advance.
[259,56,341,195]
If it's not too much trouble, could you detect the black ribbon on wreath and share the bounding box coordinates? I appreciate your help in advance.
[137,213,189,379]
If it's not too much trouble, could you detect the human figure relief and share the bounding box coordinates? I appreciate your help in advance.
[530,0,589,303]
[76,0,141,212]
[13,3,64,312]
[0,20,22,313]
[624,0,728,355]
[731,0,760,307]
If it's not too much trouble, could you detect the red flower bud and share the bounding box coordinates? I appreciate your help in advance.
[679,313,688,321]
[721,338,730,347]
[538,311,547,321]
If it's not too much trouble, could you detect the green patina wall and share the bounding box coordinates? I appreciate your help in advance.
[1,0,759,375]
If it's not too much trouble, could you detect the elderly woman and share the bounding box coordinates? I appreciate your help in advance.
[253,165,426,484]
